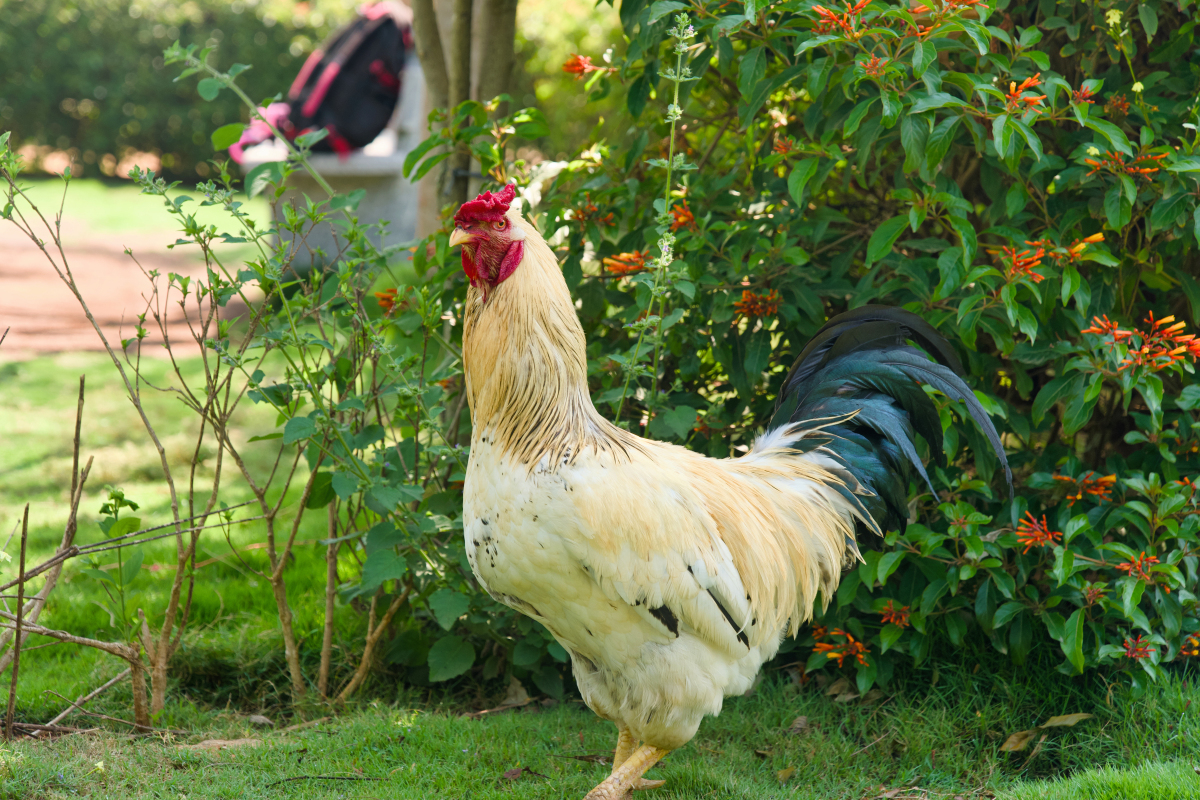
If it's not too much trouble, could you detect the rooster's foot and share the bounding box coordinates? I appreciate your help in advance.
[584,744,669,800]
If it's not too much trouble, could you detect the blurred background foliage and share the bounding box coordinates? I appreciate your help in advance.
[0,0,621,178]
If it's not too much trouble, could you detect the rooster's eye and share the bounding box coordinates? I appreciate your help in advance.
[493,219,507,231]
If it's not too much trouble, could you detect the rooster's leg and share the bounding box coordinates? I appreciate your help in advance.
[611,724,637,769]
[585,743,670,799]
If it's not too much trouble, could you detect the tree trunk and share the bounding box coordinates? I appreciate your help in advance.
[477,0,519,114]
[447,0,475,206]
[411,0,449,111]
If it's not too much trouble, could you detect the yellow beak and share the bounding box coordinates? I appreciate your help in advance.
[449,227,475,248]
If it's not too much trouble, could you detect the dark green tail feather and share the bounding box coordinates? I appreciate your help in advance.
[770,305,1011,536]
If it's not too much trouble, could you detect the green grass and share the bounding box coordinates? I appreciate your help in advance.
[3,663,1199,799]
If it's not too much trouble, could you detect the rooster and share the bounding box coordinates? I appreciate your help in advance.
[449,184,1008,799]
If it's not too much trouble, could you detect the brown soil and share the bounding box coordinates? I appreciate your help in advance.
[0,214,255,362]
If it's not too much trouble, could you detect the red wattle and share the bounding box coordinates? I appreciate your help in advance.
[495,240,524,286]
[461,248,480,286]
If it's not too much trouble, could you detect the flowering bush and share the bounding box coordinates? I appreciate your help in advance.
[430,0,1199,695]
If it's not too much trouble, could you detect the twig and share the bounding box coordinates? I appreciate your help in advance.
[5,505,27,741]
[42,690,186,735]
[37,668,132,735]
[265,776,382,788]
[0,327,7,348]
[851,732,889,756]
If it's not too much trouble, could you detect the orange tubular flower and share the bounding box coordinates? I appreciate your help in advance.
[880,600,911,628]
[562,54,615,80]
[1123,634,1155,660]
[813,628,870,667]
[1106,93,1130,119]
[733,289,781,318]
[1073,85,1097,104]
[1053,472,1116,506]
[1181,634,1200,658]
[1005,72,1046,112]
[859,55,888,77]
[991,244,1046,284]
[375,287,399,315]
[1015,511,1062,554]
[1116,551,1160,582]
[774,136,798,156]
[670,200,696,232]
[811,624,829,641]
[1082,582,1107,607]
[602,250,649,276]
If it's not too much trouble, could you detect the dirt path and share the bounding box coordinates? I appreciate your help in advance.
[0,200,257,362]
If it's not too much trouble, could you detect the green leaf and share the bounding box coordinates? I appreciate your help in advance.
[661,405,697,440]
[913,41,937,77]
[959,19,991,54]
[360,548,406,592]
[843,98,877,138]
[948,216,977,267]
[880,90,902,128]
[1008,117,1044,162]
[197,77,223,101]
[427,589,470,631]
[120,547,144,585]
[788,158,819,205]
[305,471,335,509]
[533,663,565,699]
[107,516,142,539]
[329,189,367,212]
[1167,155,1200,173]
[1030,373,1077,425]
[1061,608,1085,673]
[210,123,245,151]
[1084,118,1132,156]
[427,636,475,682]
[80,568,116,587]
[1104,183,1131,230]
[880,623,904,653]
[513,639,541,666]
[244,160,285,199]
[283,416,316,444]
[737,47,765,99]
[795,35,844,57]
[866,216,908,267]
[1137,2,1158,40]
[992,601,1025,629]
[648,0,689,22]
[911,92,968,113]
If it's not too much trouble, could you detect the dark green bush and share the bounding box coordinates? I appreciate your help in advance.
[0,0,344,178]
[403,0,1200,696]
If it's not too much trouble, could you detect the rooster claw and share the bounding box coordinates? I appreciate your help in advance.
[633,778,666,791]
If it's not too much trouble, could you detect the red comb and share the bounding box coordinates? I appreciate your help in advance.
[454,183,517,226]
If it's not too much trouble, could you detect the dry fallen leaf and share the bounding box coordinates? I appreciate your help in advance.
[1039,713,1093,728]
[502,767,547,781]
[825,676,852,697]
[999,729,1038,752]
[503,675,530,706]
[834,690,860,703]
[777,766,796,783]
[860,688,886,706]
[787,716,810,735]
[754,748,774,759]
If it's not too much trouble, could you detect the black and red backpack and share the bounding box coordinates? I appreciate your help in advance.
[285,6,412,154]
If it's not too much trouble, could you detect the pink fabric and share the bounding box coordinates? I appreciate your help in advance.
[301,62,341,118]
[228,102,292,164]
[289,50,325,101]
[360,0,412,24]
